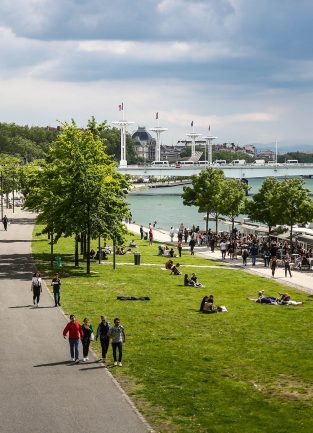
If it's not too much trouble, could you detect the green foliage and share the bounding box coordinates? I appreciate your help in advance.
[278,151,313,163]
[276,178,313,247]
[101,127,138,164]
[212,149,254,163]
[182,168,226,233]
[220,179,248,229]
[245,177,281,235]
[24,118,130,273]
[0,123,58,161]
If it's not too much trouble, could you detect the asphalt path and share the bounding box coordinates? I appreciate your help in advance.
[0,209,150,433]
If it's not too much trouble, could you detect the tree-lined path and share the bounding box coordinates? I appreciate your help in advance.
[0,209,150,433]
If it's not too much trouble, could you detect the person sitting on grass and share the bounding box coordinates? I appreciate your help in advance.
[184,274,194,286]
[191,273,203,288]
[129,239,137,248]
[158,245,165,256]
[200,295,216,313]
[171,263,181,275]
[165,259,173,270]
[169,248,176,258]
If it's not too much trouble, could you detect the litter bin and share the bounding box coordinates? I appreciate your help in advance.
[54,256,62,268]
[134,252,141,266]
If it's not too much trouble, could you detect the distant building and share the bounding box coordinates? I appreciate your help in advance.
[257,149,275,159]
[132,126,156,162]
[243,144,256,156]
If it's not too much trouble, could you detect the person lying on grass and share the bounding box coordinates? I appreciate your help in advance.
[247,290,304,305]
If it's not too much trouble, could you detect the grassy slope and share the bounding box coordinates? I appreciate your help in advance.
[32,226,313,433]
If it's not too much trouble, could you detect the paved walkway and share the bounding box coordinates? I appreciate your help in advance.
[0,209,150,433]
[127,223,313,295]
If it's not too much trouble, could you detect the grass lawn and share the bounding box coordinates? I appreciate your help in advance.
[32,226,313,433]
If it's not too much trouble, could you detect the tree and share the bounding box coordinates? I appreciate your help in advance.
[24,118,130,274]
[100,126,139,164]
[276,178,313,249]
[245,177,281,237]
[220,179,248,231]
[182,168,226,233]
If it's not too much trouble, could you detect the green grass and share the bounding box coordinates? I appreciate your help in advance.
[32,226,313,433]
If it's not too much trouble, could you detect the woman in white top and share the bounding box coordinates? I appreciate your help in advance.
[31,271,42,307]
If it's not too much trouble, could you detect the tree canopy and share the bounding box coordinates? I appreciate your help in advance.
[24,118,130,273]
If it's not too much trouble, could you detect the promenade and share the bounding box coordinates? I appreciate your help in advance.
[126,223,313,295]
[0,209,150,433]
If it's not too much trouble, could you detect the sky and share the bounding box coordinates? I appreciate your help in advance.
[0,0,313,151]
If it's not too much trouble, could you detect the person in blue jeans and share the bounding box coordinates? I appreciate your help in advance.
[250,244,258,266]
[108,318,125,367]
[63,315,84,363]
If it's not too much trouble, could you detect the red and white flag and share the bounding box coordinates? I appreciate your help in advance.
[118,102,124,111]
[156,112,159,120]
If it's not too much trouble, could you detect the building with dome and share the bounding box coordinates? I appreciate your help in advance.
[132,126,156,162]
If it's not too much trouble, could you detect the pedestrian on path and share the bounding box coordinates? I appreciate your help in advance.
[108,318,125,366]
[63,314,84,363]
[51,272,61,306]
[270,256,278,278]
[31,271,42,307]
[81,318,94,362]
[169,226,175,243]
[149,228,153,246]
[177,239,183,257]
[2,215,8,231]
[139,225,144,239]
[283,253,292,278]
[96,315,111,362]
[189,238,196,255]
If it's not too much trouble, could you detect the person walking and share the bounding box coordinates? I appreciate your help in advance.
[169,226,175,243]
[220,240,227,260]
[63,314,84,363]
[189,238,196,255]
[81,317,94,362]
[31,271,42,307]
[139,225,144,240]
[96,315,111,362]
[108,318,125,367]
[2,215,8,231]
[148,228,153,246]
[270,255,278,278]
[242,248,249,266]
[51,272,61,307]
[283,253,292,278]
[177,239,183,258]
[250,243,258,266]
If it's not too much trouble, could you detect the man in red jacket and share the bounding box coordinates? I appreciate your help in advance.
[63,314,84,363]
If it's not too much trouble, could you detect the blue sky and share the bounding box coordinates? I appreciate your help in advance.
[0,0,313,150]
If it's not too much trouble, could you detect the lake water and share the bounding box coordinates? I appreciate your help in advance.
[127,178,313,232]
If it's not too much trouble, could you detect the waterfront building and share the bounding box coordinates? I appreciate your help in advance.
[132,126,156,162]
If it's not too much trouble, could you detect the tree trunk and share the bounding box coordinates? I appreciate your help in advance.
[75,236,79,267]
[231,217,234,233]
[12,189,15,214]
[50,230,54,267]
[80,232,84,255]
[86,212,91,274]
[290,224,293,253]
[205,210,209,234]
[98,236,101,264]
[215,214,218,234]
[113,237,116,270]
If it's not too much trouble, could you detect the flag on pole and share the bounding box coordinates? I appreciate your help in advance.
[191,121,194,127]
[156,112,159,120]
[118,103,124,111]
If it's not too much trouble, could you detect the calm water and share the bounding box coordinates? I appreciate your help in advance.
[127,178,313,232]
